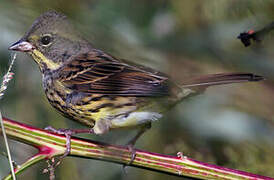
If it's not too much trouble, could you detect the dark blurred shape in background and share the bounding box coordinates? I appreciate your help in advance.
[0,1,273,179]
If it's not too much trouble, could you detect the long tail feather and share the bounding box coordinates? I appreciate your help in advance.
[181,73,264,89]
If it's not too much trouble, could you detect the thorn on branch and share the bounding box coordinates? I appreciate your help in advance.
[177,151,187,160]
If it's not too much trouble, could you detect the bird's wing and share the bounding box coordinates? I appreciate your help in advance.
[56,50,170,96]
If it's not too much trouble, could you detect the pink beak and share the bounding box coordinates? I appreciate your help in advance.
[8,40,34,52]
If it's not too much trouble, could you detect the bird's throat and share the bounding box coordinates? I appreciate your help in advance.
[30,49,62,71]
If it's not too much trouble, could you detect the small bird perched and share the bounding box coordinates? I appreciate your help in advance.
[9,11,263,159]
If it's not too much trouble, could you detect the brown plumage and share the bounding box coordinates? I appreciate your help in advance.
[9,11,264,158]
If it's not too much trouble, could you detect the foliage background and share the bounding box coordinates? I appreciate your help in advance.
[0,0,273,179]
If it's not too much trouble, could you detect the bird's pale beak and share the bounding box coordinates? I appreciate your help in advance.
[8,40,34,52]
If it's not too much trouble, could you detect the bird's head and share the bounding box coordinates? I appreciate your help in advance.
[9,11,90,71]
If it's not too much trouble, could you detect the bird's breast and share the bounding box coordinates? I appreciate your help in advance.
[42,76,94,126]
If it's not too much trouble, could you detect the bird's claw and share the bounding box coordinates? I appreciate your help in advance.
[44,126,74,159]
[127,144,136,165]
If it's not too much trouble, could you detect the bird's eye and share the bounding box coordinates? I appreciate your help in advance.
[41,35,52,46]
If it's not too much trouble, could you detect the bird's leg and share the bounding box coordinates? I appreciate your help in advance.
[126,122,151,165]
[45,126,94,158]
[45,118,111,158]
[42,127,94,176]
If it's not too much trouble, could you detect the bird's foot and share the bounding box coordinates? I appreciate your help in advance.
[44,126,94,159]
[127,144,137,165]
[122,123,151,173]
[44,126,94,171]
[122,144,137,175]
[45,126,74,162]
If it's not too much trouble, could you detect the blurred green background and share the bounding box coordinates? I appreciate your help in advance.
[0,0,274,179]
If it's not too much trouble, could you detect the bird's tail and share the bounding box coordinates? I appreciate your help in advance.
[181,73,264,91]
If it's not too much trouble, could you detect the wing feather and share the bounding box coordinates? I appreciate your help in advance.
[56,50,171,97]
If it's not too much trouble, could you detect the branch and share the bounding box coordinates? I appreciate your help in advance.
[0,117,272,180]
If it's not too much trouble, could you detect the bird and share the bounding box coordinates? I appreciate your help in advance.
[9,11,264,161]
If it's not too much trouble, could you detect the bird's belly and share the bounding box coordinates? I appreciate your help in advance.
[111,111,162,128]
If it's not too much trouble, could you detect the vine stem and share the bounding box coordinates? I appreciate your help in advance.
[1,117,273,180]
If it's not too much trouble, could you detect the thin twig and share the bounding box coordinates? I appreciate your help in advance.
[0,112,16,179]
[0,53,17,180]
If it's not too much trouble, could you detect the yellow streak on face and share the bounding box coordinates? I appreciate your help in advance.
[30,49,61,70]
[31,35,39,41]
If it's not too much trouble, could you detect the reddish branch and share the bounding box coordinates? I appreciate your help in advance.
[1,117,273,180]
